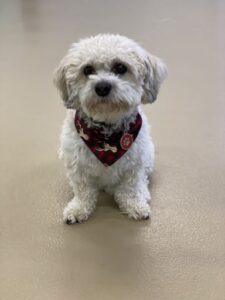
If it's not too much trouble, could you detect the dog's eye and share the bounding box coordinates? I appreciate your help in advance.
[112,63,127,75]
[83,65,95,76]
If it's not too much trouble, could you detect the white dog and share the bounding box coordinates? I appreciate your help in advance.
[54,34,167,224]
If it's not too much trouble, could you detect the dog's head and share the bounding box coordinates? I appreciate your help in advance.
[54,34,167,122]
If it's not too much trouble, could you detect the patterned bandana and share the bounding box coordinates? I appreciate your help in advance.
[74,111,142,167]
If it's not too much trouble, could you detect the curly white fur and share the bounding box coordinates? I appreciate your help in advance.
[54,34,167,224]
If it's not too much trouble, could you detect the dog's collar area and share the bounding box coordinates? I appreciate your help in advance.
[86,116,114,128]
[76,110,127,130]
[74,110,142,167]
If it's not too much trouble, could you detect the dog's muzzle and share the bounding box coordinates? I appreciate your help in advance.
[95,81,112,97]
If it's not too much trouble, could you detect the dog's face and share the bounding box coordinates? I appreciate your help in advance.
[54,34,167,122]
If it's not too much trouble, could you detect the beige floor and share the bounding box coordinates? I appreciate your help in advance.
[1,0,225,299]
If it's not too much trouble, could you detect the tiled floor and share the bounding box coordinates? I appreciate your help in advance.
[1,1,225,299]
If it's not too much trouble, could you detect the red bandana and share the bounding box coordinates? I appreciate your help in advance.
[74,111,142,167]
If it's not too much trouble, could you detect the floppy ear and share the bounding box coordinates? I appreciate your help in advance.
[141,52,168,104]
[53,54,79,109]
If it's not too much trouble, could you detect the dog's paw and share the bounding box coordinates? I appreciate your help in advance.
[63,198,91,225]
[120,202,151,221]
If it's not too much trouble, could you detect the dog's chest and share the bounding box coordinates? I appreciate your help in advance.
[75,136,130,185]
[74,110,142,167]
[61,110,151,188]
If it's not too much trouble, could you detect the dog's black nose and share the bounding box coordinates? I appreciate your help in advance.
[95,81,112,97]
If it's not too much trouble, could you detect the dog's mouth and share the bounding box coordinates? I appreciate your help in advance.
[97,97,109,104]
[85,97,131,114]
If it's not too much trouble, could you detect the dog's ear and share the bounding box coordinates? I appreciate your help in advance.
[53,52,79,109]
[141,52,167,104]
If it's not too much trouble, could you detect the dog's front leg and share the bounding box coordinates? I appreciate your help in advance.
[114,170,151,220]
[63,179,98,224]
